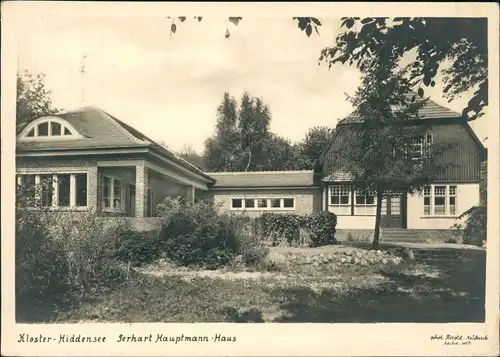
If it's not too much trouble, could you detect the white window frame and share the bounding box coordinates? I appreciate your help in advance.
[16,171,89,210]
[410,132,433,160]
[229,197,296,211]
[103,175,125,213]
[422,184,457,217]
[354,189,377,216]
[17,117,84,141]
[328,185,351,215]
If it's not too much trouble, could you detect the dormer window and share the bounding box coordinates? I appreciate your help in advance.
[18,117,82,141]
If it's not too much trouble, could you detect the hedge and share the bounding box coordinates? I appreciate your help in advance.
[254,211,337,247]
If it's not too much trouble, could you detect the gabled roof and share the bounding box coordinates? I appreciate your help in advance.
[338,96,462,125]
[16,106,213,181]
[206,170,316,188]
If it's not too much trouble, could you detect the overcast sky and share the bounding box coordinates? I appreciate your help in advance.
[17,17,490,152]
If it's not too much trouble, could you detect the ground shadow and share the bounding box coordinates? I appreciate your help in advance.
[271,257,486,323]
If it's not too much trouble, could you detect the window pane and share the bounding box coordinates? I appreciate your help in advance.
[257,199,267,208]
[27,128,35,137]
[424,197,430,205]
[113,179,122,208]
[331,196,339,205]
[340,196,349,204]
[424,206,431,215]
[423,186,431,196]
[231,199,242,208]
[51,122,61,136]
[270,198,281,208]
[449,186,457,196]
[38,122,49,136]
[355,195,365,205]
[435,197,445,205]
[64,127,72,135]
[103,177,111,197]
[75,174,87,206]
[366,196,375,205]
[57,174,71,206]
[283,198,294,208]
[435,186,446,196]
[245,199,255,208]
[39,175,53,207]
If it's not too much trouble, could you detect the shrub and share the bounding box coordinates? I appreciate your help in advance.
[305,211,337,247]
[48,212,128,293]
[116,229,161,266]
[158,200,241,268]
[259,213,303,246]
[461,206,487,246]
[16,208,70,321]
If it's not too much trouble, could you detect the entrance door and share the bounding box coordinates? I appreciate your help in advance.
[128,184,136,217]
[380,193,407,228]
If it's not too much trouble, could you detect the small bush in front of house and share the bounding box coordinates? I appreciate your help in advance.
[305,211,337,247]
[461,206,487,246]
[16,207,70,322]
[116,229,161,266]
[49,212,129,293]
[258,213,303,246]
[158,200,241,268]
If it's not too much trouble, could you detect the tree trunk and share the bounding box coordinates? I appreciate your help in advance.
[244,148,252,172]
[372,190,384,250]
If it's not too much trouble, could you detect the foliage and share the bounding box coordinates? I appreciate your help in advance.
[17,70,59,132]
[16,205,70,321]
[203,92,273,172]
[459,206,487,246]
[166,16,321,39]
[305,211,337,247]
[259,213,302,246]
[293,126,334,170]
[203,92,335,172]
[48,212,129,293]
[320,17,488,121]
[116,230,161,266]
[256,212,337,247]
[158,199,242,268]
[177,144,207,171]
[328,57,453,248]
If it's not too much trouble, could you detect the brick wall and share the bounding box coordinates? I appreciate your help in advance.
[209,188,321,217]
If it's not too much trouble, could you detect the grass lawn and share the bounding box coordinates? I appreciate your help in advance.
[54,248,486,323]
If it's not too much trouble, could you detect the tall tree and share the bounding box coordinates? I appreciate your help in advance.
[203,92,273,172]
[332,60,453,249]
[320,17,488,121]
[293,126,333,170]
[17,71,59,132]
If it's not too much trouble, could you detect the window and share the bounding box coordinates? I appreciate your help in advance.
[245,199,255,208]
[57,174,71,207]
[18,119,80,141]
[231,198,243,209]
[16,172,88,209]
[75,174,88,206]
[329,185,351,215]
[354,189,377,215]
[230,197,295,210]
[449,186,456,215]
[256,199,268,208]
[410,132,433,160]
[103,176,124,212]
[38,122,49,136]
[423,184,457,216]
[283,198,294,208]
[434,186,446,215]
